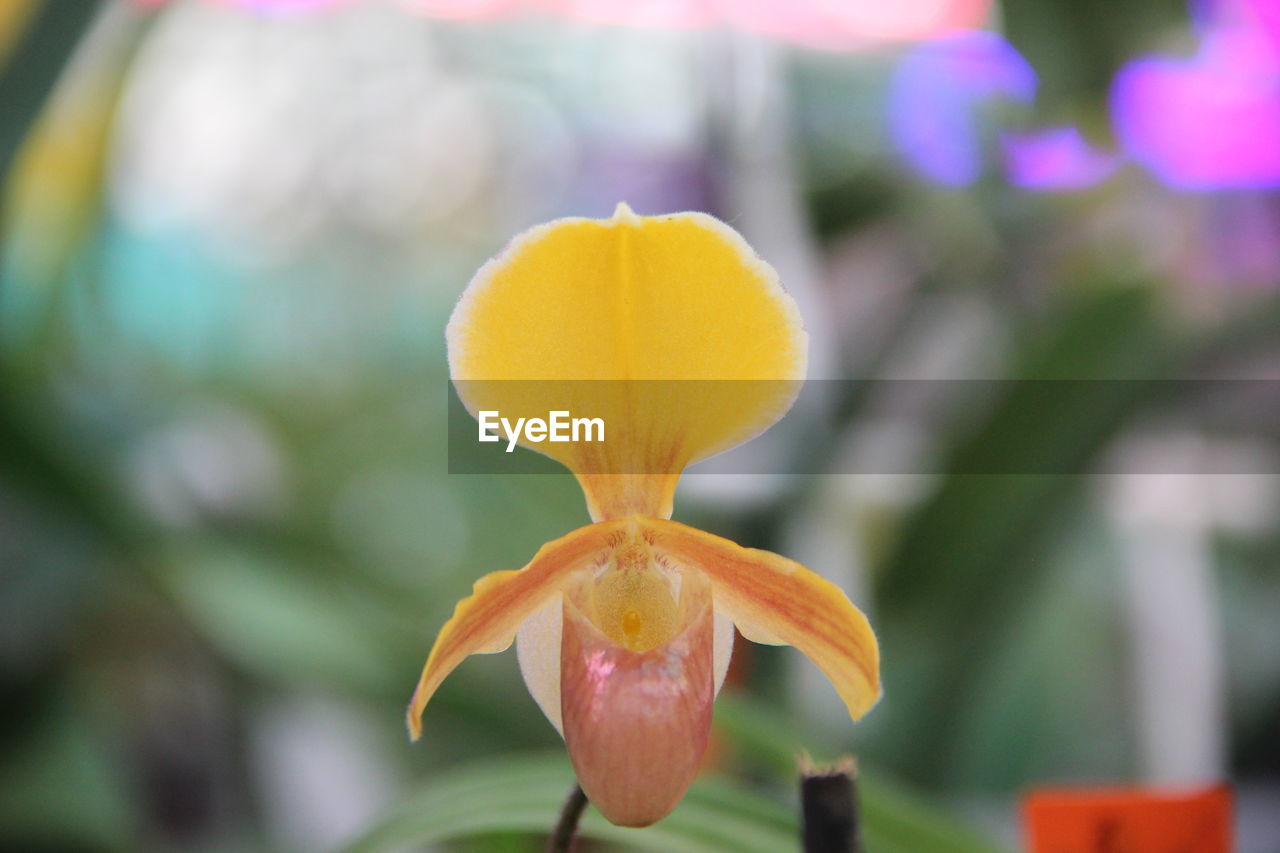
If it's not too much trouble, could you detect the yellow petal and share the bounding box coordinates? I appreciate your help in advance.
[645,518,881,720]
[560,567,715,827]
[448,203,806,520]
[406,521,623,740]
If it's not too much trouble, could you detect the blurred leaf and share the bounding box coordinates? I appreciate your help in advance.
[343,753,796,853]
[876,283,1172,782]
[0,0,155,571]
[881,284,1170,609]
[0,386,140,552]
[807,170,898,244]
[162,545,402,695]
[2,1,152,352]
[940,520,1133,789]
[0,685,134,852]
[1000,0,1186,109]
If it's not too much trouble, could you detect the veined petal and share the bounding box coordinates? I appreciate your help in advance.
[406,521,624,740]
[517,593,736,735]
[560,569,715,827]
[646,518,881,720]
[447,203,807,520]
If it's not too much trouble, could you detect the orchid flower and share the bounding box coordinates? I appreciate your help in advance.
[407,203,881,827]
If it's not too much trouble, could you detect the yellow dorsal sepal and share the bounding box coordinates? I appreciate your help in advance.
[447,206,807,520]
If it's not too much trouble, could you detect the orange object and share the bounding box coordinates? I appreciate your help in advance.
[1023,785,1232,852]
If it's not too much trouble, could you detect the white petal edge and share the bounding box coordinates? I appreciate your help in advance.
[712,611,734,694]
[516,594,564,734]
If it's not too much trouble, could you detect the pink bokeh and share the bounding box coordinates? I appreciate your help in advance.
[133,0,992,45]
[1111,26,1280,189]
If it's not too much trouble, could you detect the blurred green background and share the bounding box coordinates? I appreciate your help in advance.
[1,1,1278,851]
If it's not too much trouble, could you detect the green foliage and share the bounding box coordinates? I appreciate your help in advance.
[872,283,1175,783]
[347,691,1008,853]
[344,754,797,853]
[344,747,1006,853]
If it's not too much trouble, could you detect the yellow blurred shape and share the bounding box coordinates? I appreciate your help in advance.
[0,0,38,67]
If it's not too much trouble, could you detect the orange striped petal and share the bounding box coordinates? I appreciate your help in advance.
[406,521,623,740]
[646,518,881,720]
[560,570,715,826]
[447,204,806,520]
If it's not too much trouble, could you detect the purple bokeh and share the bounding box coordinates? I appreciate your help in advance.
[1195,0,1280,47]
[888,31,1037,186]
[1002,127,1121,191]
[1245,0,1280,51]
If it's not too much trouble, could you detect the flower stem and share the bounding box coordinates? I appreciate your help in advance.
[799,754,860,853]
[546,784,588,853]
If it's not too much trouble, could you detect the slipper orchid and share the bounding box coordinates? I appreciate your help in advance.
[407,203,881,827]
